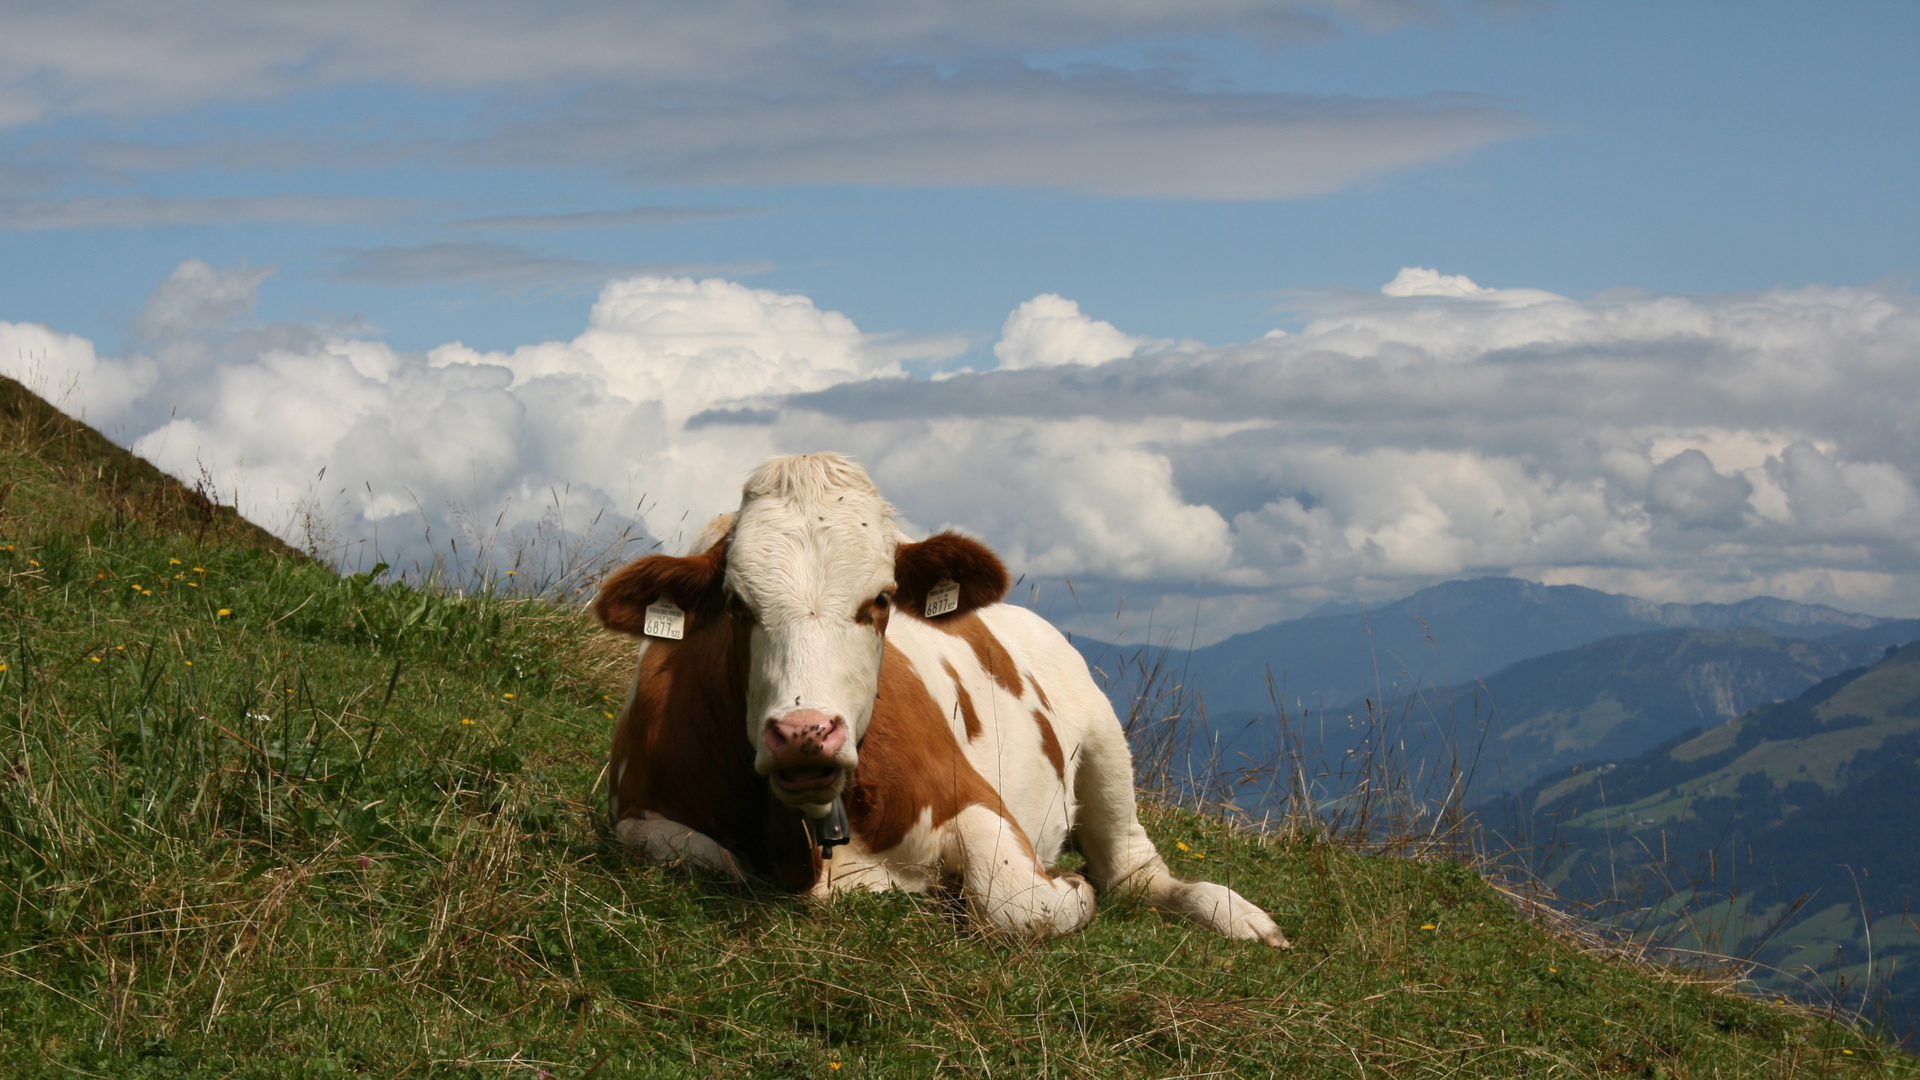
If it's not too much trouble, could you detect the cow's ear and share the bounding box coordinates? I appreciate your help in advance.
[594,535,730,637]
[894,531,1009,620]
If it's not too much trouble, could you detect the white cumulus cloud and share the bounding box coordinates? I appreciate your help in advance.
[993,294,1142,370]
[9,261,1920,643]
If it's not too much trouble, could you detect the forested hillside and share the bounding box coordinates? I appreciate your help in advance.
[1484,645,1920,1042]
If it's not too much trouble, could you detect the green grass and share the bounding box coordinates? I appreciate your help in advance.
[0,377,1915,1077]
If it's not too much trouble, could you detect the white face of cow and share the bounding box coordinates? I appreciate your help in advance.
[723,459,896,817]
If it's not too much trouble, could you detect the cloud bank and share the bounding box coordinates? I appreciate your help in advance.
[8,261,1919,643]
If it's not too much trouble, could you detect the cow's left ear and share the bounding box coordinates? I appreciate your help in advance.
[894,531,1009,620]
[594,534,730,637]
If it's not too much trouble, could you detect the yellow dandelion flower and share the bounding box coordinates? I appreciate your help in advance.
[1844,1049,1855,1056]
[1549,967,1558,973]
[218,609,232,617]
[131,583,142,590]
[27,559,39,566]
[183,660,193,666]
[89,656,102,663]
[461,718,475,726]
[193,567,204,573]
[1420,924,1437,931]
[96,571,105,579]
[0,664,7,672]
[1193,852,1206,858]
[187,581,199,587]
[830,1065,841,1073]
[502,692,516,700]
[604,711,615,719]
[169,559,181,565]
[1175,841,1189,852]
[506,570,516,576]
[115,645,124,650]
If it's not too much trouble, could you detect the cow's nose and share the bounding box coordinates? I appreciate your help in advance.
[763,709,848,764]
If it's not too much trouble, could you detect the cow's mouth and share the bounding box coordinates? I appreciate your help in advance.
[773,765,839,793]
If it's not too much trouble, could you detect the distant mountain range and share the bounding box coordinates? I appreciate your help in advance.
[1480,643,1920,1042]
[1076,576,1899,717]
[1366,620,1920,795]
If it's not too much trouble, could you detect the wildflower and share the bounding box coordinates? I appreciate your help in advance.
[132,583,142,590]
[358,854,372,870]
[218,609,232,617]
[1193,852,1205,858]
[193,567,204,573]
[89,656,102,663]
[604,711,615,719]
[27,559,38,567]
[0,664,7,672]
[97,571,105,579]
[188,582,199,587]
[1420,924,1437,931]
[502,692,516,700]
[169,559,181,565]
[1844,1050,1855,1056]
[461,718,475,725]
[184,660,193,666]
[1,545,11,551]
[1175,841,1189,852]
[1549,967,1558,973]
[506,570,516,576]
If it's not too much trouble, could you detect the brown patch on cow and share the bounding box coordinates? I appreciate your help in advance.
[1028,676,1053,713]
[1031,709,1065,779]
[606,612,819,891]
[848,647,1028,858]
[894,532,1008,619]
[595,533,730,635]
[941,659,983,741]
[915,611,1025,700]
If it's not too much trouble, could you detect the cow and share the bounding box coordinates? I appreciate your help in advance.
[594,453,1288,947]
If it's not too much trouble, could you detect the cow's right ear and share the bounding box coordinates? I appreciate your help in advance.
[594,535,729,637]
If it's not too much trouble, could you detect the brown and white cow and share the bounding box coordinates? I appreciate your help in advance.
[595,453,1288,946]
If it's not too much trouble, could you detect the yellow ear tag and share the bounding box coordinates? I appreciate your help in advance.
[643,599,686,640]
[924,579,960,618]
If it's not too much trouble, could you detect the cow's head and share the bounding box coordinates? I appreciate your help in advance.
[595,454,1007,817]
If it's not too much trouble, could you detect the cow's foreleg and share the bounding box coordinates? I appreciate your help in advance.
[947,804,1096,939]
[1071,724,1291,948]
[614,812,746,880]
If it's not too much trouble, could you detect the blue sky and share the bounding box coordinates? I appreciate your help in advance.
[3,1,1918,641]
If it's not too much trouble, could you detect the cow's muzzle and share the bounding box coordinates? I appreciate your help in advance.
[762,709,850,799]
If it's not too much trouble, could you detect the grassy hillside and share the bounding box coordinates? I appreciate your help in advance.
[1,381,1913,1076]
[1487,646,1920,1040]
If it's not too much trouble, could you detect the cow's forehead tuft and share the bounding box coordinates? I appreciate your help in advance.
[741,452,882,506]
[727,455,896,609]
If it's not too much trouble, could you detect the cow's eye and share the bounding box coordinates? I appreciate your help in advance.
[726,592,757,623]
[873,592,891,611]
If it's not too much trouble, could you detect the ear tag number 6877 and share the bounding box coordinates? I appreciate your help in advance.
[924,579,960,618]
[643,599,686,640]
